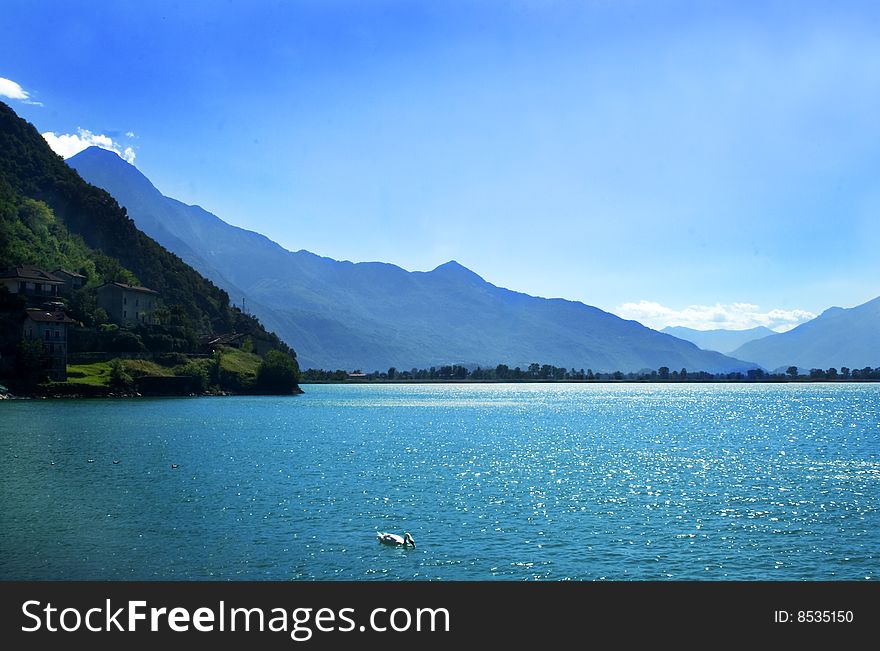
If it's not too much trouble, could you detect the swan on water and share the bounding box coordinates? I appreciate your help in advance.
[377,532,415,548]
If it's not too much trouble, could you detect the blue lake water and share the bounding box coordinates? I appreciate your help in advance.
[1,383,878,580]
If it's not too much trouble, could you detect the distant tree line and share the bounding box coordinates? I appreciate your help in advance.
[301,363,880,383]
[797,366,880,380]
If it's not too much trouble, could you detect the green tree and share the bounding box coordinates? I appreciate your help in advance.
[109,330,146,352]
[180,360,210,393]
[786,366,799,379]
[210,350,222,386]
[255,350,300,393]
[69,288,96,325]
[109,358,134,391]
[658,366,670,380]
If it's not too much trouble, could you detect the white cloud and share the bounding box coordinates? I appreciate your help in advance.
[614,300,816,332]
[42,128,136,164]
[0,77,28,100]
[0,77,42,105]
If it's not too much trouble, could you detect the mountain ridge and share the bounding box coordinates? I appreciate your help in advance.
[731,296,880,369]
[69,146,760,373]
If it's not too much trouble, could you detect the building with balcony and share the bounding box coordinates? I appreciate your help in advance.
[0,266,63,299]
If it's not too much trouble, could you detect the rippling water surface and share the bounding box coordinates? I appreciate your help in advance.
[1,383,877,580]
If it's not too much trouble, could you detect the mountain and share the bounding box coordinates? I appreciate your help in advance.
[661,325,775,354]
[730,297,880,370]
[68,146,758,373]
[0,101,295,361]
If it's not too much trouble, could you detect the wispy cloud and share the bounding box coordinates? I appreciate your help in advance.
[614,300,815,332]
[42,128,136,164]
[0,77,43,105]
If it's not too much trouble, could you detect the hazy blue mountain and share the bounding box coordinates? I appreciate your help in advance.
[69,146,758,373]
[730,297,880,370]
[661,325,775,354]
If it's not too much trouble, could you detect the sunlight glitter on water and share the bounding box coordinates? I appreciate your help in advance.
[1,383,877,580]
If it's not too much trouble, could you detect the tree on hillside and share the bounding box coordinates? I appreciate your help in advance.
[109,358,133,391]
[255,350,300,393]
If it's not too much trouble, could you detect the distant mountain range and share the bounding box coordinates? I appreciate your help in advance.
[68,146,758,373]
[661,325,774,354]
[730,297,880,370]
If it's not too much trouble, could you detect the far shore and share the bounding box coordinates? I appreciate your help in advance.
[302,377,879,385]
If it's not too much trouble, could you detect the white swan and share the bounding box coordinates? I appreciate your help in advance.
[377,531,415,548]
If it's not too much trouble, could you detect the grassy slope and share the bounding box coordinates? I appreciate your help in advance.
[219,347,262,377]
[65,361,113,386]
[65,359,172,387]
[64,347,260,389]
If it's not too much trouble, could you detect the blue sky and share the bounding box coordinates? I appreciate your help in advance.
[2,0,879,331]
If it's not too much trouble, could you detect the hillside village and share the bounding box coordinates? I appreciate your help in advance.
[2,265,162,380]
[0,264,297,395]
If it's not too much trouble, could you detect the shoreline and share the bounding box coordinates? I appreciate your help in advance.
[0,386,304,400]
[2,379,876,399]
[300,378,880,385]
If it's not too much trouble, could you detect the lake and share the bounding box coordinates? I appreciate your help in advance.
[1,383,877,580]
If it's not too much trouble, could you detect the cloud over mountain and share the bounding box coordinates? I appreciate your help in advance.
[615,300,815,332]
[42,128,136,163]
